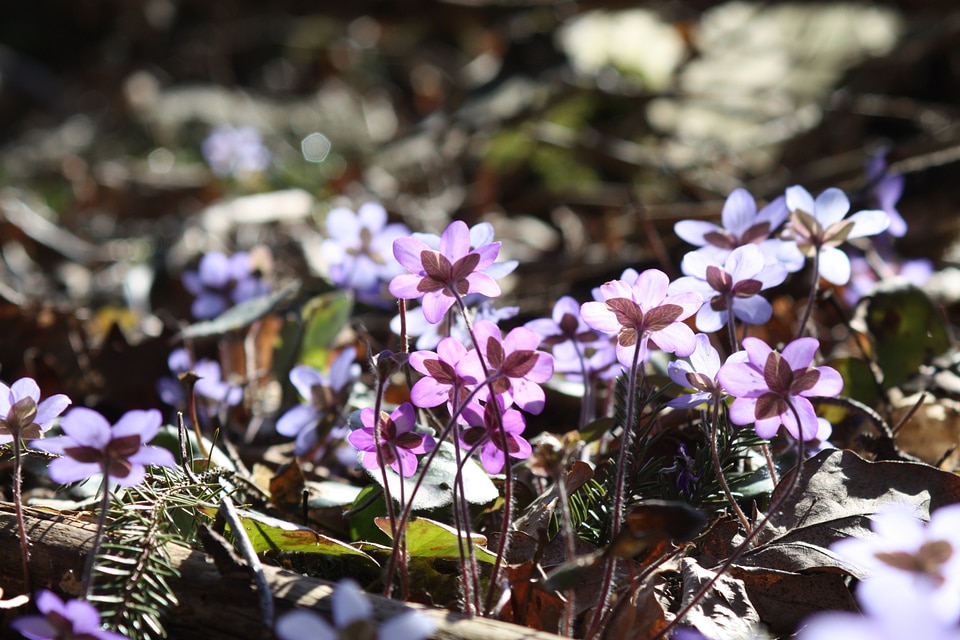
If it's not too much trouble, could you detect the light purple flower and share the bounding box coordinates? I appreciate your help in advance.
[11,590,127,640]
[778,186,890,285]
[156,348,193,407]
[182,251,271,319]
[459,320,554,415]
[201,124,271,178]
[390,297,518,351]
[347,403,435,478]
[668,245,787,332]
[389,220,502,324]
[866,151,907,238]
[525,296,602,376]
[320,203,411,305]
[843,254,933,306]
[412,221,519,283]
[674,188,793,268]
[408,339,477,411]
[580,269,702,367]
[0,378,70,443]
[667,334,746,409]
[275,579,435,640]
[459,398,532,475]
[717,337,843,441]
[831,503,960,624]
[192,359,244,407]
[276,348,361,456]
[553,335,620,382]
[34,408,177,487]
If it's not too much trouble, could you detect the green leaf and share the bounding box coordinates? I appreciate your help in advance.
[375,516,497,564]
[180,280,299,339]
[298,290,354,370]
[360,440,499,510]
[863,283,951,388]
[201,505,378,566]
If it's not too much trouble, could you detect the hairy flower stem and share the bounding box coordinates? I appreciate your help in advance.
[709,402,751,534]
[586,348,644,640]
[573,340,594,430]
[726,300,740,354]
[761,443,779,486]
[82,478,113,600]
[555,467,578,636]
[370,372,403,599]
[796,247,821,340]
[654,405,808,640]
[12,437,31,594]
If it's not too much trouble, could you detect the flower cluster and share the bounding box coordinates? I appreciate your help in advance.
[182,249,272,319]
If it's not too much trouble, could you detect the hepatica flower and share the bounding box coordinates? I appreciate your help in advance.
[778,186,890,285]
[459,398,532,474]
[460,320,554,415]
[201,124,271,178]
[347,403,435,477]
[581,269,702,367]
[408,338,477,411]
[12,590,127,640]
[0,378,70,443]
[525,295,601,375]
[717,337,842,441]
[831,502,960,624]
[668,244,787,332]
[866,151,907,238]
[674,188,793,267]
[275,579,435,640]
[35,408,176,487]
[182,250,271,319]
[390,220,502,324]
[320,203,411,305]
[276,348,360,456]
[667,333,746,409]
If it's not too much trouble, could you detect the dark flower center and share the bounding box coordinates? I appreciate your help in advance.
[417,250,480,298]
[875,539,953,586]
[0,396,40,440]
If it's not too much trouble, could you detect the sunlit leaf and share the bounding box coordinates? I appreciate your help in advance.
[375,516,497,564]
[180,280,299,339]
[298,290,354,370]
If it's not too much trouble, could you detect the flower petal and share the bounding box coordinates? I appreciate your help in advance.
[720,188,758,235]
[818,246,853,285]
[275,609,337,640]
[785,185,815,215]
[60,408,112,448]
[674,220,722,247]
[846,209,891,239]
[814,187,850,226]
[332,579,373,628]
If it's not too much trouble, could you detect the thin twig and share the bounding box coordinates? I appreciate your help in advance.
[219,495,274,629]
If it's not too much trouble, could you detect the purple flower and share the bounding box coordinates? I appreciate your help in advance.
[866,151,907,238]
[525,296,602,375]
[459,320,555,415]
[156,348,193,407]
[674,188,793,268]
[320,203,411,305]
[843,254,933,306]
[275,579,435,640]
[0,378,70,443]
[276,348,361,456]
[408,339,477,411]
[668,245,787,332]
[717,337,843,441]
[192,359,244,407]
[35,408,177,487]
[11,590,127,640]
[580,269,702,367]
[347,403,435,478]
[389,220,502,324]
[831,503,960,624]
[778,186,890,285]
[412,221,518,283]
[459,398,532,475]
[182,251,271,319]
[201,124,271,178]
[667,333,746,409]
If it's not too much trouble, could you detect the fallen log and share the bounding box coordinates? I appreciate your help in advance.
[0,504,564,640]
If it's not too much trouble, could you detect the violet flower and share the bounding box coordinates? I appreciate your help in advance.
[412,221,518,283]
[34,408,177,487]
[11,590,127,640]
[668,244,787,332]
[717,337,843,441]
[347,403,435,478]
[156,348,193,408]
[580,269,702,367]
[459,320,555,415]
[459,398,532,475]
[276,348,360,456]
[390,297,518,351]
[866,151,907,238]
[275,579,435,640]
[674,188,795,268]
[525,295,603,376]
[389,220,502,324]
[667,333,746,409]
[408,338,477,411]
[320,203,411,305]
[0,378,70,443]
[192,359,244,407]
[201,124,271,178]
[831,503,960,624]
[777,186,890,285]
[182,250,271,319]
